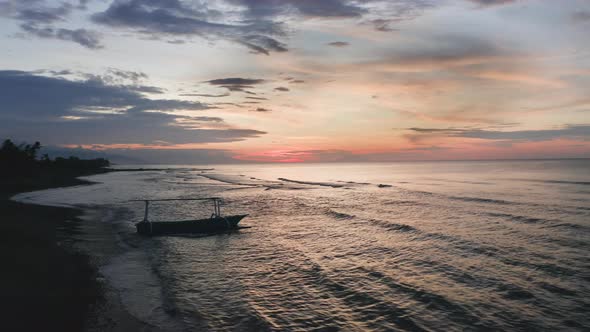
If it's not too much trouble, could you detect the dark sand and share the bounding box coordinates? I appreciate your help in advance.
[0,172,157,331]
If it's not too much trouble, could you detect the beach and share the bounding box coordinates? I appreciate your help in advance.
[0,170,156,331]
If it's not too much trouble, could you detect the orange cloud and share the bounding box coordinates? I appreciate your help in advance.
[470,71,566,88]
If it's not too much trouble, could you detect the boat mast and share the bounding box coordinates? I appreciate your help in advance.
[213,198,222,217]
[143,200,150,222]
[142,200,153,234]
[131,197,224,222]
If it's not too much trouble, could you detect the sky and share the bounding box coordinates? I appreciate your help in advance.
[1,0,589,163]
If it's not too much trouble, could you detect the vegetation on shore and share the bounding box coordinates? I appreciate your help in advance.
[0,139,111,193]
[0,140,111,331]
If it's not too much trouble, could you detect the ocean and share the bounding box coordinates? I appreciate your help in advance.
[14,160,590,331]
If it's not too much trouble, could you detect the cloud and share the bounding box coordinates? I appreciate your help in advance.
[397,108,518,126]
[20,23,103,49]
[406,125,590,142]
[92,0,287,55]
[274,87,290,92]
[228,0,367,19]
[103,68,148,84]
[180,92,230,98]
[526,98,590,113]
[3,0,438,51]
[369,19,399,32]
[2,0,103,48]
[373,35,508,72]
[0,70,266,145]
[48,68,165,93]
[327,41,350,47]
[0,70,200,119]
[15,3,74,24]
[48,69,74,76]
[167,39,186,44]
[229,0,436,24]
[206,78,266,85]
[205,77,266,93]
[237,35,288,55]
[87,0,437,51]
[466,0,519,7]
[126,85,165,94]
[571,11,590,23]
[311,34,538,85]
[3,110,265,146]
[53,28,101,49]
[361,1,437,32]
[251,107,272,112]
[470,70,565,88]
[246,96,268,100]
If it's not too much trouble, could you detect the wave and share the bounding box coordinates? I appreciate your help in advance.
[383,199,421,206]
[449,196,515,205]
[357,267,485,327]
[294,260,425,331]
[547,222,590,232]
[500,256,578,279]
[198,173,259,186]
[337,180,394,188]
[198,173,308,191]
[337,180,371,185]
[485,212,590,234]
[350,215,501,257]
[538,282,577,296]
[517,179,590,186]
[333,198,583,268]
[496,283,535,301]
[486,212,546,224]
[426,178,493,185]
[353,215,510,260]
[403,188,588,215]
[325,209,355,220]
[278,178,344,188]
[365,218,418,233]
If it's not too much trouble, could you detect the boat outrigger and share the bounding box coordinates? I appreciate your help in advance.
[132,198,248,236]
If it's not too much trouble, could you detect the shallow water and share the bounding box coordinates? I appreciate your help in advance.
[14,160,590,331]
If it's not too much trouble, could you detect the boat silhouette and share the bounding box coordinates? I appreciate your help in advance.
[132,198,248,236]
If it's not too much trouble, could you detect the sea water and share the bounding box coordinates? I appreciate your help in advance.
[14,160,590,331]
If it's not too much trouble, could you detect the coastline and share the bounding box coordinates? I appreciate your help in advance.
[0,170,155,331]
[76,206,161,332]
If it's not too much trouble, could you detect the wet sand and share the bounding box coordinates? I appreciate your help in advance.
[0,173,156,331]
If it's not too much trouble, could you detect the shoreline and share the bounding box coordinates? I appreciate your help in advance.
[0,170,157,331]
[76,206,161,332]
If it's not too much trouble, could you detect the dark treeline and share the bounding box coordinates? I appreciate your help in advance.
[0,139,110,176]
[0,139,108,331]
[0,139,111,194]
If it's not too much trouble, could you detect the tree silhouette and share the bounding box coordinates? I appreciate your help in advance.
[0,139,110,177]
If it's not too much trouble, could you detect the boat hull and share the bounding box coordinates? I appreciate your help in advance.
[136,215,248,236]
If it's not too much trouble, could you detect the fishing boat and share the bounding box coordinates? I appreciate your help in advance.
[132,198,248,236]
